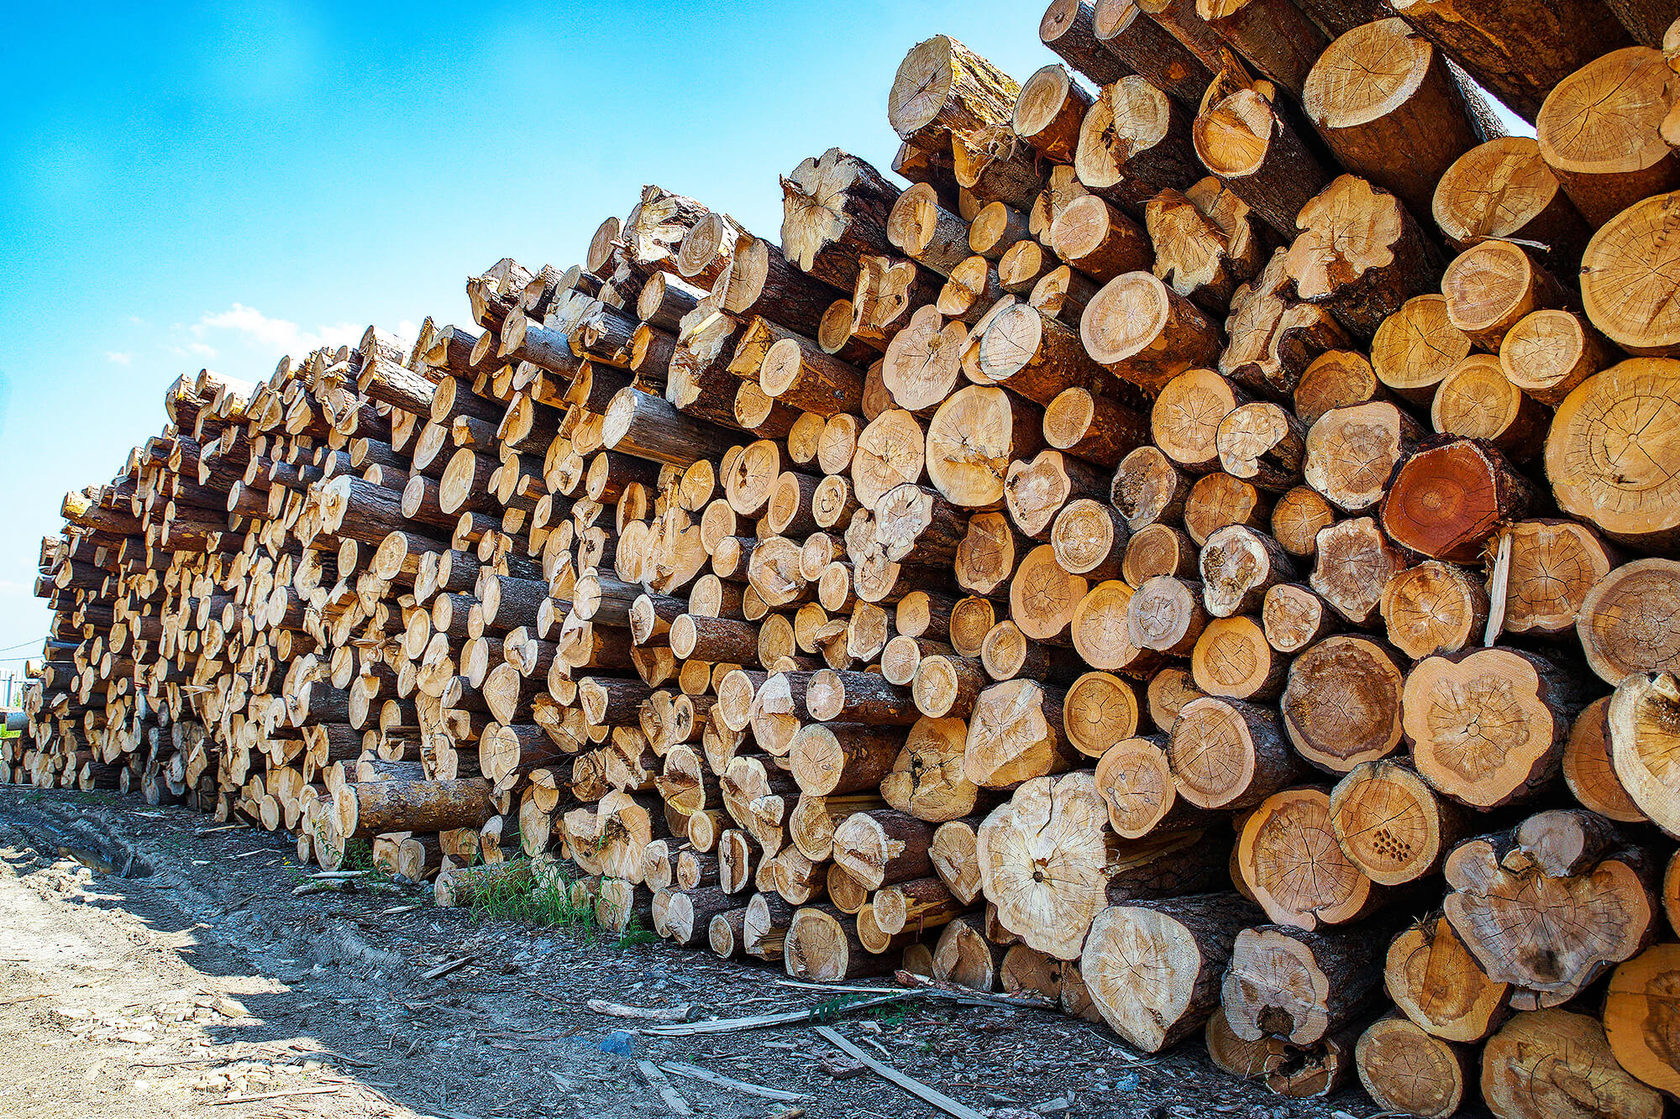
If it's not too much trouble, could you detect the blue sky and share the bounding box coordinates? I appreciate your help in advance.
[0,1,1057,669]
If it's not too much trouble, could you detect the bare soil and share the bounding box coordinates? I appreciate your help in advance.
[0,785,1378,1119]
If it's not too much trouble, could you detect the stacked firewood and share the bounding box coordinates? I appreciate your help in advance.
[14,2,1680,1115]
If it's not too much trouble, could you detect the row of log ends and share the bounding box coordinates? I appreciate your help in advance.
[19,2,1680,1118]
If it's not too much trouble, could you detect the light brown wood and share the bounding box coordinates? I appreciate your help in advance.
[1537,47,1680,228]
[1355,1014,1471,1119]
[1385,912,1509,1042]
[1482,1010,1664,1119]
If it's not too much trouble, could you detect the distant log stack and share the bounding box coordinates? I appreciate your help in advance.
[14,6,1680,1117]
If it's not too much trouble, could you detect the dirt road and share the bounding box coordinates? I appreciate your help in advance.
[0,787,1367,1119]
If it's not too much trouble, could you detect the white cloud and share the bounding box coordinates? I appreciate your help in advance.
[105,351,133,365]
[397,319,418,343]
[186,341,217,358]
[192,302,363,358]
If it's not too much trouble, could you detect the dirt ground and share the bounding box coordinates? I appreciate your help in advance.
[0,786,1383,1119]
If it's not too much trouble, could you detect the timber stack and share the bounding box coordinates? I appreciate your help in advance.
[13,2,1680,1115]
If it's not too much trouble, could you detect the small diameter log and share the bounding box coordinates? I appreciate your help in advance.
[790,723,904,797]
[1040,0,1131,87]
[1183,471,1269,546]
[1091,0,1215,106]
[1126,575,1207,655]
[1330,759,1465,886]
[1051,497,1131,579]
[1124,522,1197,585]
[1065,671,1144,760]
[1481,1010,1664,1119]
[1311,516,1408,627]
[976,302,1108,407]
[879,716,977,823]
[785,905,898,980]
[1048,194,1153,282]
[1385,912,1510,1042]
[1442,240,1571,353]
[1197,0,1325,96]
[1434,137,1590,272]
[1581,189,1680,357]
[1081,272,1223,393]
[1167,695,1304,810]
[603,388,739,469]
[1500,310,1614,406]
[1444,812,1657,1004]
[1223,923,1384,1043]
[1279,635,1404,773]
[1354,1014,1473,1119]
[831,808,935,892]
[1216,403,1305,492]
[1092,733,1216,838]
[964,678,1077,788]
[1293,349,1386,426]
[1537,47,1680,228]
[888,35,1021,152]
[1152,368,1246,475]
[932,917,1005,991]
[1071,579,1166,677]
[1015,64,1093,164]
[1563,695,1647,825]
[1609,671,1680,836]
[1261,583,1339,655]
[1404,647,1580,808]
[1431,354,1551,460]
[334,778,494,839]
[1382,439,1535,563]
[1302,18,1480,217]
[1081,893,1259,1051]
[1199,523,1295,617]
[912,653,987,719]
[1008,544,1089,641]
[804,669,918,725]
[886,181,968,281]
[1303,402,1420,514]
[1370,294,1472,405]
[1286,175,1442,339]
[1238,786,1382,929]
[1191,617,1286,701]
[1269,487,1335,560]
[930,817,985,906]
[1194,87,1331,242]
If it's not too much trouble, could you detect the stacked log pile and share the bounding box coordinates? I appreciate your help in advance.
[13,2,1680,1115]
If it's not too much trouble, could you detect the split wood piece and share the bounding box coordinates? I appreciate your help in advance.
[1167,695,1304,810]
[1481,1010,1664,1119]
[1536,47,1680,228]
[963,678,1078,789]
[1370,294,1472,406]
[1220,247,1350,398]
[1074,75,1201,213]
[1014,64,1094,164]
[1605,943,1680,1100]
[1081,893,1258,1051]
[975,303,1108,407]
[1193,87,1330,243]
[1609,671,1680,837]
[1432,354,1551,460]
[879,716,978,824]
[1303,401,1420,514]
[1385,912,1509,1042]
[1548,360,1680,548]
[925,386,1044,510]
[1582,189,1680,358]
[1286,175,1442,339]
[1500,310,1614,407]
[1151,368,1245,474]
[1405,647,1581,809]
[1048,195,1153,284]
[1444,811,1657,1004]
[1090,0,1215,106]
[932,919,1005,991]
[1378,560,1489,658]
[1082,272,1222,393]
[1302,18,1480,217]
[1039,0,1132,87]
[1562,695,1646,825]
[1433,137,1590,269]
[1191,616,1286,701]
[1280,635,1404,773]
[1354,1014,1472,1119]
[1268,487,1335,560]
[1580,560,1680,687]
[1382,438,1535,564]
[1091,733,1215,837]
[1215,403,1305,492]
[1063,672,1143,759]
[1050,498,1131,580]
[1260,583,1339,655]
[1145,178,1267,314]
[1199,523,1295,617]
[1223,923,1384,1043]
[780,148,899,292]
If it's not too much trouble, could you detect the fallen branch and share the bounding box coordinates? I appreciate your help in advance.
[812,1026,987,1119]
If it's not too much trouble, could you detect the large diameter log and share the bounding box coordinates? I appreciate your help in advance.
[1081,893,1258,1051]
[879,716,978,823]
[926,385,1042,509]
[1370,294,1471,405]
[1434,137,1589,265]
[1385,912,1510,1042]
[964,679,1076,789]
[975,772,1113,960]
[1378,561,1489,658]
[1310,516,1408,627]
[1404,647,1580,808]
[1285,174,1442,338]
[333,777,493,839]
[1604,943,1680,1101]
[888,35,1022,151]
[1303,401,1419,514]
[1444,813,1657,1006]
[1546,360,1680,549]
[785,905,899,980]
[1223,923,1384,1044]
[1354,1014,1473,1119]
[780,148,898,292]
[1080,272,1223,393]
[1237,787,1379,930]
[1302,18,1480,217]
[1581,190,1680,357]
[1481,1010,1664,1119]
[1537,47,1680,228]
[1382,439,1534,563]
[1500,309,1614,406]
